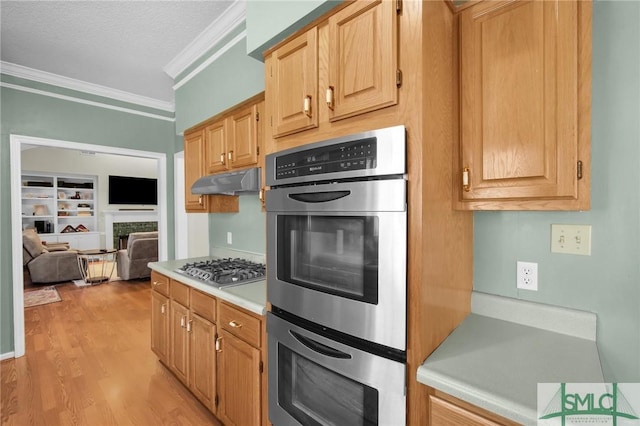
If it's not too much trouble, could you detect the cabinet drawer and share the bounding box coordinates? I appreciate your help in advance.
[219,302,261,348]
[171,280,190,307]
[429,395,510,426]
[191,289,216,323]
[151,271,170,297]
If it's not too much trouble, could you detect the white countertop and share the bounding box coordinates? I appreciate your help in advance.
[148,257,266,316]
[417,292,603,424]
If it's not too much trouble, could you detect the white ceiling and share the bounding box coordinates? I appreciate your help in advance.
[0,1,242,110]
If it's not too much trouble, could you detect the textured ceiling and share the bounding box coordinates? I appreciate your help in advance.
[0,1,236,106]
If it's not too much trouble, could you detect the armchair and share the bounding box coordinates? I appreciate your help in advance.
[116,231,158,280]
[22,229,83,284]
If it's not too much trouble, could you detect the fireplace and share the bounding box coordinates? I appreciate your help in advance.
[103,210,159,250]
[113,221,157,249]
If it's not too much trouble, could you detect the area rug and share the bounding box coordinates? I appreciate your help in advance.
[24,286,61,308]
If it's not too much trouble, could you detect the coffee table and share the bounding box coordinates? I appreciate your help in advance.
[77,248,117,284]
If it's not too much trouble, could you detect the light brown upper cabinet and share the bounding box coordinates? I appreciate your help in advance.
[205,100,263,173]
[326,0,398,121]
[184,129,209,212]
[456,0,591,210]
[183,93,264,213]
[270,28,318,138]
[267,0,399,139]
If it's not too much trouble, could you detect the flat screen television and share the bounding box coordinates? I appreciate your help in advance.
[108,175,157,205]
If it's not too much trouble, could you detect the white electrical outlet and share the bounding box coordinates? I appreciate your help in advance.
[517,261,538,291]
[551,224,592,255]
[227,231,232,245]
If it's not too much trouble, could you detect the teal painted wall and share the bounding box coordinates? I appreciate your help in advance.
[0,86,177,354]
[174,38,264,136]
[209,195,266,254]
[473,1,640,382]
[245,0,341,59]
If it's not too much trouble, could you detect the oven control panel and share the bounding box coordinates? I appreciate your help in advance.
[275,138,377,179]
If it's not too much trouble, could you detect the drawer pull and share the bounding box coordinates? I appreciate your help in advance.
[228,320,243,328]
[215,337,222,352]
[187,320,192,333]
[161,304,165,314]
[220,153,226,165]
[153,281,160,286]
[180,316,186,327]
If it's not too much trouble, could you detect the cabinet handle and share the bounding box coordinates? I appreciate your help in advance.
[187,320,192,333]
[220,153,226,165]
[180,316,186,327]
[198,195,203,205]
[161,304,165,314]
[326,86,334,110]
[228,320,242,328]
[215,336,222,352]
[152,281,160,286]
[259,188,264,202]
[462,167,470,192]
[228,151,233,161]
[303,95,312,117]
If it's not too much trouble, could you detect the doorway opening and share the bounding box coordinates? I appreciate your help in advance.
[10,134,169,358]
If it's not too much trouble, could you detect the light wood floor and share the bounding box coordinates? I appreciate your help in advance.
[1,280,222,426]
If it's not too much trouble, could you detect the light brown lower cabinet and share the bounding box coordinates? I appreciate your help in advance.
[150,272,265,424]
[429,391,521,426]
[150,289,169,365]
[217,301,264,425]
[189,312,217,411]
[169,299,190,385]
[217,329,262,426]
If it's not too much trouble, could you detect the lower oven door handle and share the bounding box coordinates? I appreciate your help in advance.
[288,190,351,203]
[290,330,352,359]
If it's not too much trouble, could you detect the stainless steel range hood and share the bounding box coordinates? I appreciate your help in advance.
[191,167,261,195]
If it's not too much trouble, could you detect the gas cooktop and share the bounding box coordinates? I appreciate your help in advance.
[175,258,266,288]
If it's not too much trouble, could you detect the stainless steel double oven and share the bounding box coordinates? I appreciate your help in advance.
[265,126,407,425]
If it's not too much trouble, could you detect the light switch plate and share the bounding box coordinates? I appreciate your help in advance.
[551,224,591,255]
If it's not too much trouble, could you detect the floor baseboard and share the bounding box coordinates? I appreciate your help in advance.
[1,351,16,361]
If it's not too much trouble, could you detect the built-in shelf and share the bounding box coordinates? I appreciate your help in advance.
[21,172,98,240]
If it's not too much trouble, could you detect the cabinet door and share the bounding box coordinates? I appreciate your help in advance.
[327,0,398,121]
[169,300,190,385]
[271,27,318,138]
[184,130,208,212]
[217,330,261,426]
[205,120,229,174]
[151,290,169,364]
[189,313,216,412]
[229,103,261,169]
[458,0,590,209]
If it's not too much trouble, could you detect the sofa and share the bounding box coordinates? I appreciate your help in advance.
[23,229,83,283]
[116,231,158,280]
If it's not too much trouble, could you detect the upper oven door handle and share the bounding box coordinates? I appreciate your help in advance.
[289,330,352,359]
[288,190,351,203]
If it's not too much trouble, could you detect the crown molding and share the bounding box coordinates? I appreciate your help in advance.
[173,30,246,92]
[163,0,247,80]
[1,82,175,122]
[0,61,175,112]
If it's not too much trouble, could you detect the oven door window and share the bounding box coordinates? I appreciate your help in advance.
[277,215,378,303]
[278,343,378,426]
